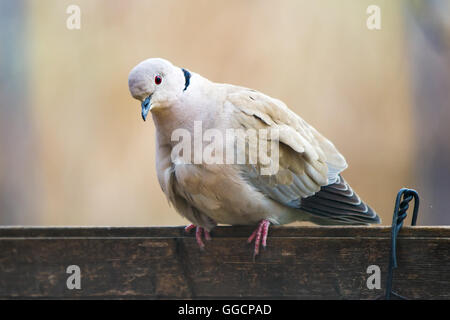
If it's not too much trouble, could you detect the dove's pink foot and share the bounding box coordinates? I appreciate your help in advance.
[247,219,270,257]
[185,224,211,249]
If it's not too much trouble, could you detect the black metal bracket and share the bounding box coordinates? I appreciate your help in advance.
[384,188,420,299]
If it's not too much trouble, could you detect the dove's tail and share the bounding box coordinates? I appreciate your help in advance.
[300,175,381,225]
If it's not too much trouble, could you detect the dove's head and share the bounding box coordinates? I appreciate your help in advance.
[128,58,187,121]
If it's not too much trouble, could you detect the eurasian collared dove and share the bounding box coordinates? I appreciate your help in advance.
[128,58,380,257]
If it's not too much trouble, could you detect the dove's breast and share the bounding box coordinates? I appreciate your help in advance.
[171,162,301,226]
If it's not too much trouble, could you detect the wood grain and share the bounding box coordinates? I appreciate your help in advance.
[0,226,449,299]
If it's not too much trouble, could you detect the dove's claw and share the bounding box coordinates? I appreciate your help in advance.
[196,227,205,249]
[261,220,270,248]
[247,229,257,244]
[185,224,211,250]
[204,229,212,241]
[247,219,270,257]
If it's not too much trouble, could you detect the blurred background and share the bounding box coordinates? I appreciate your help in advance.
[0,0,449,226]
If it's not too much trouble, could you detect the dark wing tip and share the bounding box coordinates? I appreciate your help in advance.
[300,175,381,225]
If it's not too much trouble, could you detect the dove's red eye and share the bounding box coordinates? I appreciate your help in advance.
[155,75,162,85]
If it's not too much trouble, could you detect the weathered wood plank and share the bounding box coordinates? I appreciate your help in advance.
[0,226,449,299]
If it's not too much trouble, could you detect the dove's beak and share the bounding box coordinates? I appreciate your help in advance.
[141,95,151,121]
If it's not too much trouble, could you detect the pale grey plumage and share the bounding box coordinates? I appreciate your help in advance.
[128,58,380,231]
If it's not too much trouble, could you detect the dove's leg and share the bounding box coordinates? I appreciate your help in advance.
[185,224,211,249]
[184,224,196,232]
[247,219,270,256]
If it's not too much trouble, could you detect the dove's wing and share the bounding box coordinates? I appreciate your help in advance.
[225,86,379,224]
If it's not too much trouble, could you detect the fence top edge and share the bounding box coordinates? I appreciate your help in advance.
[0,225,449,239]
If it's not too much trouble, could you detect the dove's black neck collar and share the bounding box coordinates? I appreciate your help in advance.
[181,68,191,91]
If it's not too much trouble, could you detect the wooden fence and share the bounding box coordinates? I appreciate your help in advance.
[0,226,449,299]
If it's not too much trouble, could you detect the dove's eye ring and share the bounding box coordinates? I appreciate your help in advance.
[155,75,162,85]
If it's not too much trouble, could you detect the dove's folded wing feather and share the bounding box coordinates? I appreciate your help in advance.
[225,86,347,207]
[225,86,379,224]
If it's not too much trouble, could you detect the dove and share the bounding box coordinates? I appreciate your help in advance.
[128,58,381,257]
